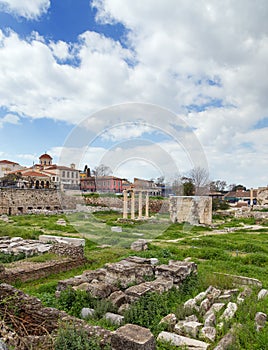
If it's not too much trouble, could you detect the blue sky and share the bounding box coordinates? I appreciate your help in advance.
[0,0,268,187]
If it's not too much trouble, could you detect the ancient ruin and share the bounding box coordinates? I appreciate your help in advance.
[169,196,212,225]
[122,190,150,220]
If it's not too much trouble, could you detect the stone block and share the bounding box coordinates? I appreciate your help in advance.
[220,302,238,321]
[108,291,128,307]
[105,312,124,325]
[39,234,85,247]
[174,321,203,338]
[155,261,197,284]
[159,314,177,329]
[111,324,155,350]
[105,259,153,288]
[81,308,95,319]
[255,312,267,332]
[111,226,122,232]
[258,289,268,300]
[131,239,148,251]
[200,326,216,342]
[157,331,210,349]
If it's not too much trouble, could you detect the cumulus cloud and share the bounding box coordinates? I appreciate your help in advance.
[0,0,50,19]
[0,0,268,186]
[0,113,20,128]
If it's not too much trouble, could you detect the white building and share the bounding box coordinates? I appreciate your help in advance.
[0,160,24,179]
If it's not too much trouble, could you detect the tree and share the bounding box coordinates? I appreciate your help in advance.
[92,164,112,177]
[189,167,209,195]
[181,177,195,196]
[229,184,247,191]
[210,180,227,192]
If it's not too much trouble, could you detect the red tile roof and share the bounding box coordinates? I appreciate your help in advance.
[39,153,52,159]
[21,171,49,178]
[0,160,19,165]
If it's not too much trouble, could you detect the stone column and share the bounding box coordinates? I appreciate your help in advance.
[145,191,149,218]
[250,188,254,207]
[138,191,143,219]
[131,191,135,220]
[123,190,128,219]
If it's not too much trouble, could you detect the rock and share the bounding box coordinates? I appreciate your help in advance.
[150,258,159,265]
[258,289,268,300]
[200,298,212,313]
[108,291,127,308]
[105,312,124,325]
[184,298,197,311]
[156,261,197,284]
[39,234,85,246]
[204,312,216,327]
[255,312,267,332]
[239,286,252,298]
[56,219,66,226]
[111,226,122,232]
[218,294,232,301]
[220,302,238,321]
[111,324,156,350]
[118,303,130,314]
[159,314,177,330]
[86,281,116,298]
[81,308,95,319]
[183,321,203,338]
[194,291,207,303]
[185,314,199,322]
[157,331,210,349]
[206,286,221,299]
[214,324,241,350]
[209,303,225,313]
[105,259,153,288]
[73,282,91,292]
[200,326,216,342]
[131,239,148,251]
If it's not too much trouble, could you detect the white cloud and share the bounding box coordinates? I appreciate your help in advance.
[0,1,268,186]
[0,113,20,128]
[0,0,50,19]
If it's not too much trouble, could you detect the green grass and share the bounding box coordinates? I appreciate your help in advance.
[1,211,268,350]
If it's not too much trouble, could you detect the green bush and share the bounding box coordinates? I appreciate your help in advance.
[54,324,111,350]
[56,288,95,317]
[0,252,26,263]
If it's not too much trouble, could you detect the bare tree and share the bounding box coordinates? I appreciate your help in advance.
[189,167,209,195]
[92,164,112,177]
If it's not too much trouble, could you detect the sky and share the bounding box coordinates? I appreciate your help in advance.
[0,0,268,188]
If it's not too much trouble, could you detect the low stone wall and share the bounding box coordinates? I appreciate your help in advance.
[0,257,86,284]
[0,283,111,350]
[83,196,169,214]
[235,207,268,220]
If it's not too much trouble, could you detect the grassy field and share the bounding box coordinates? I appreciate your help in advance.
[0,211,268,349]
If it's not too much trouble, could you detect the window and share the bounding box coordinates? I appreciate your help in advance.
[67,171,70,178]
[71,172,74,178]
[62,171,65,177]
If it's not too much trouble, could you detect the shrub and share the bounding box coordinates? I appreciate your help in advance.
[54,324,111,350]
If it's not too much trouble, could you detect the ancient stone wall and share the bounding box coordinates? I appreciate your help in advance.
[84,196,169,213]
[169,196,212,225]
[0,189,83,215]
[0,257,86,284]
[0,283,111,350]
[257,187,268,205]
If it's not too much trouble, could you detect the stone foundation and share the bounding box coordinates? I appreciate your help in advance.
[169,196,212,225]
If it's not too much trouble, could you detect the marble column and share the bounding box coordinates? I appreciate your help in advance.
[123,190,128,219]
[138,191,143,219]
[145,191,149,218]
[131,191,135,219]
